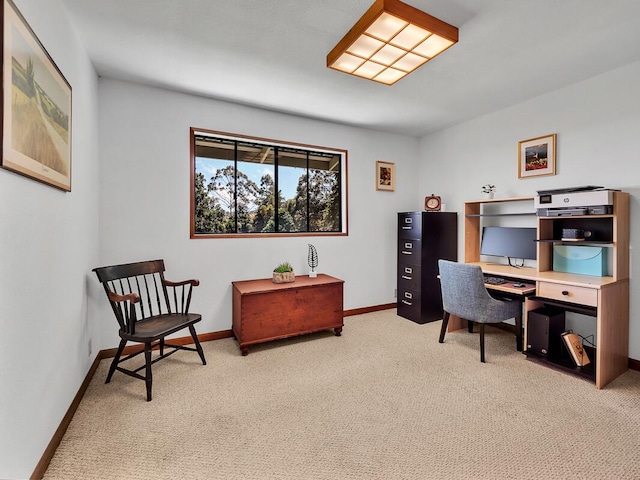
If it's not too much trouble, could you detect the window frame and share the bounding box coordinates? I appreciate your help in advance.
[190,127,349,238]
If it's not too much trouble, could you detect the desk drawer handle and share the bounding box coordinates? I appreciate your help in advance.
[402,226,412,230]
[401,251,412,255]
[562,290,569,296]
[401,300,412,306]
[401,275,412,280]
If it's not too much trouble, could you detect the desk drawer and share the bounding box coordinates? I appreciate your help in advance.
[537,281,597,307]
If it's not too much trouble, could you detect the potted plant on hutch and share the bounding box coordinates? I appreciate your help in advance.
[481,184,496,199]
[272,262,295,283]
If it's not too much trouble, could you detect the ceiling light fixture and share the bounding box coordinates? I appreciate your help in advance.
[327,0,458,85]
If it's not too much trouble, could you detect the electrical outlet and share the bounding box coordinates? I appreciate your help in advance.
[88,339,92,356]
[394,288,397,298]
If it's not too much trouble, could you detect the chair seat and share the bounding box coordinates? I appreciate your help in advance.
[122,313,201,342]
[469,297,522,325]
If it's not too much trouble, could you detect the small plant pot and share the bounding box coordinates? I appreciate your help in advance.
[272,271,295,283]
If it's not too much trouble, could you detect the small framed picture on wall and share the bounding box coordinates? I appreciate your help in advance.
[376,161,395,191]
[518,134,556,179]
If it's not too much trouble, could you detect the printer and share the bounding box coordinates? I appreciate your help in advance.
[535,186,615,216]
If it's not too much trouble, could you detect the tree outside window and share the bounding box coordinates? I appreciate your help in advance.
[191,130,347,237]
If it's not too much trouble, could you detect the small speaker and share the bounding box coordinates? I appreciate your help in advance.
[527,307,566,358]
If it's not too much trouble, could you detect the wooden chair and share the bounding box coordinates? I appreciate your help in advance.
[437,260,523,362]
[93,259,206,401]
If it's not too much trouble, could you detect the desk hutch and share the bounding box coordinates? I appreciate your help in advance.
[457,193,629,389]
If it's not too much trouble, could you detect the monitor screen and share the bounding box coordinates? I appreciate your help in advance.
[480,227,537,261]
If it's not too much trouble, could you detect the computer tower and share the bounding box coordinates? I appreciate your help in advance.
[527,307,566,358]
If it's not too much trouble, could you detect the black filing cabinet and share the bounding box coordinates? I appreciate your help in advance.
[397,212,458,324]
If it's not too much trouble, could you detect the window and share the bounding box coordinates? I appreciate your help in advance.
[191,128,348,237]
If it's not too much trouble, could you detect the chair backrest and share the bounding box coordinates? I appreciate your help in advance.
[437,259,502,322]
[93,259,176,332]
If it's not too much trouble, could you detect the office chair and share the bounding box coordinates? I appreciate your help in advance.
[437,260,523,362]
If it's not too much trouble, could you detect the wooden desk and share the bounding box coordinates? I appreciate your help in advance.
[462,194,629,389]
[232,274,344,355]
[450,262,628,388]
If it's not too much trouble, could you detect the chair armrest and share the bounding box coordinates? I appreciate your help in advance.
[164,279,200,287]
[108,291,140,303]
[107,291,140,335]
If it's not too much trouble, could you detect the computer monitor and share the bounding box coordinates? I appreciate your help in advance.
[480,226,537,262]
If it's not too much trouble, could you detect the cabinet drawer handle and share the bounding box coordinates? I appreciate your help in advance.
[401,275,412,280]
[562,290,569,296]
[401,251,412,255]
[402,226,412,229]
[401,300,412,306]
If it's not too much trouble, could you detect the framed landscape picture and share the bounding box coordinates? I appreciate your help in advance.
[518,134,556,179]
[376,160,395,191]
[2,0,72,191]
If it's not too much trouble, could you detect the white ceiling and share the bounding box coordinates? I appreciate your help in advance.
[60,0,640,137]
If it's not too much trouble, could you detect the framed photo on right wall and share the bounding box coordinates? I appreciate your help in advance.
[518,133,556,179]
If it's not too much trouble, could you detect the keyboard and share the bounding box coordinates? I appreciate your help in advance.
[484,276,506,285]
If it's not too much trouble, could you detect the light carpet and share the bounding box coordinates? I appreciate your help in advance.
[44,310,640,479]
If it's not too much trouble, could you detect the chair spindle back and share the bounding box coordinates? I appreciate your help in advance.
[93,259,196,335]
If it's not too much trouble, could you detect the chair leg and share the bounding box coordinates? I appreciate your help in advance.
[439,312,450,343]
[144,343,153,402]
[189,325,207,365]
[159,338,165,357]
[468,320,474,333]
[106,339,127,383]
[479,323,486,363]
[515,316,523,351]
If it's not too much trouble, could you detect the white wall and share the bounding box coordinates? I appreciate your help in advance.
[0,0,100,478]
[96,78,419,349]
[418,60,640,360]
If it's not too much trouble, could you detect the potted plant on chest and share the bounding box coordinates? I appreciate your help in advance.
[272,262,295,283]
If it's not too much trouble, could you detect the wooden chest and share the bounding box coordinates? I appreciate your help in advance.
[232,274,344,355]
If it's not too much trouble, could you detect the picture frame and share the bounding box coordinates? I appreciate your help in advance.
[375,160,395,191]
[518,134,556,179]
[1,0,72,191]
